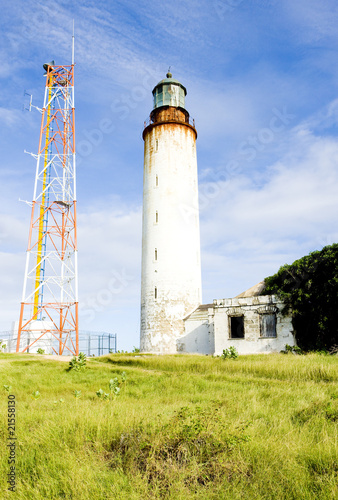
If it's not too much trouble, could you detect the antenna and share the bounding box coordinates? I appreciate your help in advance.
[72,20,75,65]
[23,91,42,113]
[16,55,78,356]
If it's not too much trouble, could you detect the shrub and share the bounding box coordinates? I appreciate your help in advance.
[263,243,338,351]
[222,347,239,360]
[111,404,250,486]
[68,352,87,372]
[281,344,303,355]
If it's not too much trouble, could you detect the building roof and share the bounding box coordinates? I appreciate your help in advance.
[235,281,266,298]
[184,303,213,320]
[185,282,266,320]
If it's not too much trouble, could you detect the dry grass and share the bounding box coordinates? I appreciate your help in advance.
[0,352,337,499]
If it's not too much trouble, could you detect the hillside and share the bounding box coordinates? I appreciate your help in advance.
[1,353,337,499]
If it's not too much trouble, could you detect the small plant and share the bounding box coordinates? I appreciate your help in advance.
[0,340,6,352]
[37,348,45,354]
[32,390,41,400]
[222,346,239,359]
[132,346,140,353]
[3,385,12,393]
[109,377,120,395]
[97,373,127,401]
[69,352,87,372]
[96,388,110,400]
[74,390,82,399]
[281,344,303,355]
[54,398,65,405]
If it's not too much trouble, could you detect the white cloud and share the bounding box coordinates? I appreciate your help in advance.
[0,108,21,127]
[200,116,338,299]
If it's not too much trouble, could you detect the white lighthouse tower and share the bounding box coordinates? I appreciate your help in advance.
[140,71,202,353]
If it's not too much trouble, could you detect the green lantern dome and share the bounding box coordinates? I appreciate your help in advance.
[152,71,187,110]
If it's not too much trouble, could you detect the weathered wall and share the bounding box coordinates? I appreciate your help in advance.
[140,121,202,353]
[213,296,295,355]
[178,306,213,354]
[182,296,295,355]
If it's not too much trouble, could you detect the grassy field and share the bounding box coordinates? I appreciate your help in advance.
[0,352,337,499]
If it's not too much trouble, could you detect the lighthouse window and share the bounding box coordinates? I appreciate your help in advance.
[155,139,158,151]
[155,211,158,223]
[155,175,158,186]
[154,287,157,299]
[155,248,157,261]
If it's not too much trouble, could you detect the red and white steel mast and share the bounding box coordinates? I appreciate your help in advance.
[17,36,78,355]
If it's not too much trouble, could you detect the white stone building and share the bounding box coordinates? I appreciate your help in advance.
[181,282,295,355]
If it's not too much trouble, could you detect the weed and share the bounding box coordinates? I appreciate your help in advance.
[325,402,338,422]
[0,340,6,352]
[294,398,338,424]
[97,374,127,400]
[74,390,82,399]
[3,385,12,393]
[222,346,239,359]
[32,390,41,400]
[96,388,110,401]
[53,398,65,405]
[37,348,45,354]
[281,344,303,354]
[111,404,250,486]
[69,352,87,372]
[109,378,120,396]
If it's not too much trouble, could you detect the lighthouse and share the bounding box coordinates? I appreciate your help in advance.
[140,71,202,353]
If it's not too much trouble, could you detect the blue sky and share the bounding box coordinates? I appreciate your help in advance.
[1,0,338,349]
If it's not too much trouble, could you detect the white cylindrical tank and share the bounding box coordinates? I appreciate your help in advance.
[11,320,53,354]
[140,72,202,353]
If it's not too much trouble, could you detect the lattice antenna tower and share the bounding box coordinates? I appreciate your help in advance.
[17,35,78,355]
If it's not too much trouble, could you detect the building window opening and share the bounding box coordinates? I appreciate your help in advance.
[155,248,157,261]
[230,316,244,339]
[155,211,158,223]
[154,287,157,299]
[260,314,277,338]
[156,174,158,186]
[155,139,158,151]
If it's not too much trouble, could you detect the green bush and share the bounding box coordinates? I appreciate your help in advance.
[264,243,338,351]
[222,346,239,359]
[68,352,87,372]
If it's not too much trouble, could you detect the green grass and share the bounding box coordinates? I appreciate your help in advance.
[0,352,337,499]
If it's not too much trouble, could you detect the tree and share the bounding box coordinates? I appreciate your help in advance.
[263,243,338,351]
